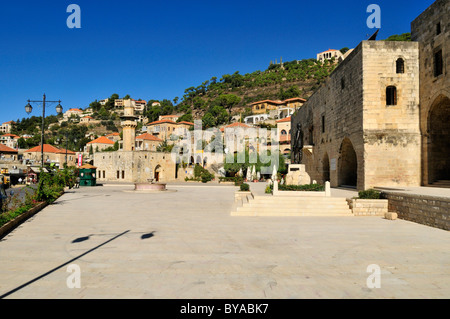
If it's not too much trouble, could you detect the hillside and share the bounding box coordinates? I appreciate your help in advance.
[172,58,337,122]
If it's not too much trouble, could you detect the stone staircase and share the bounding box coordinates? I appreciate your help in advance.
[231,195,353,217]
[429,180,450,188]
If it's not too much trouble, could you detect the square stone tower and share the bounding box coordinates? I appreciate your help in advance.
[121,100,138,151]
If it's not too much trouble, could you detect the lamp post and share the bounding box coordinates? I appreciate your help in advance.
[25,94,63,169]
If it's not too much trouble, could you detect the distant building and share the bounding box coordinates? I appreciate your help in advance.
[0,144,18,160]
[0,134,20,149]
[85,136,115,153]
[159,114,180,122]
[146,120,194,141]
[23,144,76,167]
[105,132,121,143]
[80,116,98,125]
[135,133,163,151]
[63,108,84,121]
[276,117,291,156]
[133,100,147,112]
[0,121,14,134]
[317,49,343,62]
[250,97,305,119]
[99,98,109,106]
[114,99,124,108]
[244,114,269,125]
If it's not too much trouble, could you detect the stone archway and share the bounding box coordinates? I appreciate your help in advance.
[154,165,162,182]
[322,152,330,183]
[338,138,357,187]
[427,95,450,184]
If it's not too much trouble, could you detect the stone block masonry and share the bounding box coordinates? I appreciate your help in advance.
[382,192,450,231]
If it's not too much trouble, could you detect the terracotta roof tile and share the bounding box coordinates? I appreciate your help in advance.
[87,136,115,145]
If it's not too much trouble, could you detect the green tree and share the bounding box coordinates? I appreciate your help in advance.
[202,113,216,129]
[384,33,411,41]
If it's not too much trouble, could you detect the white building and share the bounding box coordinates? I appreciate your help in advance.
[317,49,343,62]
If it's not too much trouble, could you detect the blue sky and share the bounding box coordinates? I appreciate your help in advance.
[0,0,434,124]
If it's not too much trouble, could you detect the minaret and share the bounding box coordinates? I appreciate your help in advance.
[121,100,138,151]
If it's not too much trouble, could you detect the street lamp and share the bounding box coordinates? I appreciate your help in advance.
[25,94,63,169]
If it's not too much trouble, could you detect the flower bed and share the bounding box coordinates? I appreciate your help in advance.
[0,201,48,239]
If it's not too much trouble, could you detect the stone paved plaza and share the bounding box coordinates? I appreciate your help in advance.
[0,183,449,299]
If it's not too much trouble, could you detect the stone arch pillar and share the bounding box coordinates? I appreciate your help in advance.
[426,94,450,184]
[338,138,358,188]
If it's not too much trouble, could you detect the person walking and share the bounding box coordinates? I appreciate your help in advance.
[75,176,80,188]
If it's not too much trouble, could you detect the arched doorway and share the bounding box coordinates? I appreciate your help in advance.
[338,138,357,187]
[322,153,330,183]
[427,95,450,184]
[154,165,162,182]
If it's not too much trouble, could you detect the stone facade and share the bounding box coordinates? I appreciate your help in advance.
[94,151,180,183]
[411,0,450,185]
[291,41,420,191]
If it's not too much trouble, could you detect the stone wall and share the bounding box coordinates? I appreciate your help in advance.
[291,41,421,191]
[362,41,421,188]
[292,43,365,189]
[411,0,450,185]
[382,192,450,231]
[94,151,179,183]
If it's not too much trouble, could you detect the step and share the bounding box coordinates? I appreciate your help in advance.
[239,205,351,211]
[231,211,353,216]
[237,206,351,213]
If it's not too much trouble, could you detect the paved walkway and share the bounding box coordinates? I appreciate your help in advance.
[0,184,448,299]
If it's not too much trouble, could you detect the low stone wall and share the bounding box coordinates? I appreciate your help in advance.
[0,202,48,239]
[347,199,388,216]
[382,192,450,231]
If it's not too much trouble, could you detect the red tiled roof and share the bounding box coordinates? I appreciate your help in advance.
[147,119,177,125]
[136,133,162,141]
[83,116,94,119]
[250,100,284,105]
[56,148,76,155]
[276,117,291,123]
[25,144,63,153]
[106,132,120,136]
[68,108,83,112]
[87,136,115,145]
[177,121,194,126]
[2,121,14,124]
[220,122,251,132]
[2,133,20,139]
[0,144,18,153]
[284,97,306,102]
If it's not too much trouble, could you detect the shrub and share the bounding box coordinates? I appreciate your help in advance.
[358,189,381,199]
[265,185,272,194]
[240,183,250,192]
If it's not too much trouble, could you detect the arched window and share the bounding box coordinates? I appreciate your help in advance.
[386,86,397,106]
[281,130,287,135]
[396,58,405,74]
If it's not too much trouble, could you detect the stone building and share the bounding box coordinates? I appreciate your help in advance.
[411,0,450,186]
[276,117,291,156]
[291,0,449,190]
[94,103,187,183]
[23,144,77,167]
[291,40,420,190]
[317,49,343,62]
